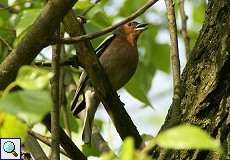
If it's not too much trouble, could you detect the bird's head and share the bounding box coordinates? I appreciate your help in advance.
[114,21,148,45]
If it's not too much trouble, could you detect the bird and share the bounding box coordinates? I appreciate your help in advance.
[71,21,148,144]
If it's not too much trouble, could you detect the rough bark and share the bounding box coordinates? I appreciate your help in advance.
[155,0,230,159]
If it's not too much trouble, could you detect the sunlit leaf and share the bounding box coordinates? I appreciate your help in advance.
[156,124,222,152]
[0,90,52,125]
[74,0,93,9]
[192,1,205,24]
[101,152,117,160]
[0,113,28,142]
[120,137,134,160]
[16,66,53,90]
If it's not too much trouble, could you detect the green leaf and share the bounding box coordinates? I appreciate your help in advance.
[91,11,111,28]
[120,137,134,160]
[156,124,222,152]
[74,0,93,9]
[0,113,28,142]
[82,143,100,157]
[101,152,117,160]
[125,62,155,107]
[0,90,52,125]
[0,0,11,27]
[192,2,205,24]
[60,108,79,133]
[16,9,41,36]
[148,44,170,73]
[16,66,53,90]
[118,0,148,17]
[141,26,170,73]
[0,28,16,44]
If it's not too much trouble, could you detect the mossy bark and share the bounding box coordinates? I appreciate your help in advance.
[154,0,230,159]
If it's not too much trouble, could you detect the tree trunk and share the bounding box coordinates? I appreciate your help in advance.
[154,0,230,159]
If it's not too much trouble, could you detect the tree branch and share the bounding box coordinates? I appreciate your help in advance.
[179,0,190,60]
[33,57,78,67]
[160,0,181,131]
[59,44,72,137]
[0,36,13,51]
[25,134,49,160]
[28,130,69,158]
[42,114,87,160]
[0,0,78,90]
[59,0,159,44]
[51,28,61,160]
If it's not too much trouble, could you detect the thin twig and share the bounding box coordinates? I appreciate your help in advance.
[38,53,48,60]
[51,27,61,160]
[0,36,13,51]
[60,41,72,137]
[179,0,190,60]
[164,0,181,124]
[25,134,49,160]
[28,131,69,158]
[0,0,31,13]
[59,0,159,44]
[34,55,78,67]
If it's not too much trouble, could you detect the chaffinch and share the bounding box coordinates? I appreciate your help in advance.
[71,21,148,144]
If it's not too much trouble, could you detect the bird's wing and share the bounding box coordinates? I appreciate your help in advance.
[71,34,116,115]
[95,34,116,57]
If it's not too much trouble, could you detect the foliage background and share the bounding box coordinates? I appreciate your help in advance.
[0,0,215,159]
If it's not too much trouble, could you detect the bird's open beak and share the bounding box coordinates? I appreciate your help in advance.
[135,23,148,31]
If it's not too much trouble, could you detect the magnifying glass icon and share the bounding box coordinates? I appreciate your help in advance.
[3,141,18,157]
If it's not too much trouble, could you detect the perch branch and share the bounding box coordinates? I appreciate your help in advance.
[59,0,159,44]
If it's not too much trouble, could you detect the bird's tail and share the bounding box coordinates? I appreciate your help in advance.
[81,88,99,145]
[82,113,92,144]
